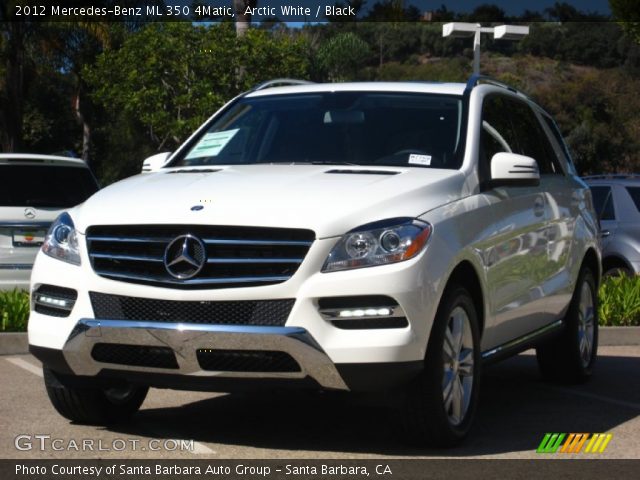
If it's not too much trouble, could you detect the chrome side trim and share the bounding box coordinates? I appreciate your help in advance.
[63,319,348,390]
[481,319,563,359]
[0,263,32,270]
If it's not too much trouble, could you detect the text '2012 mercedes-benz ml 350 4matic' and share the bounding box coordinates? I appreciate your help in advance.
[29,76,600,447]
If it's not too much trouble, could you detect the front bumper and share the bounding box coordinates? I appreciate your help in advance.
[31,319,423,392]
[56,319,348,390]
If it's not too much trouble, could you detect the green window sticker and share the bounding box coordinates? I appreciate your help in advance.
[185,129,239,159]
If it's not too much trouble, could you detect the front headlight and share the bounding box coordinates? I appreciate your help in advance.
[41,212,81,266]
[322,218,432,272]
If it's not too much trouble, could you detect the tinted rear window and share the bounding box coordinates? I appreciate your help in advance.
[0,165,99,207]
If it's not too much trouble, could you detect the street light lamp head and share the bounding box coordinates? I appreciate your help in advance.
[493,25,530,41]
[442,22,480,38]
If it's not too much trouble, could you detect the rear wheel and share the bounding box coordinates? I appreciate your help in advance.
[536,266,598,383]
[399,286,481,447]
[44,368,148,425]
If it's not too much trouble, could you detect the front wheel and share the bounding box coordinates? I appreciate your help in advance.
[44,367,148,425]
[399,286,481,447]
[536,266,598,383]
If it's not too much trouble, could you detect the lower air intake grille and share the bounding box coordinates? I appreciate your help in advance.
[196,349,301,372]
[89,292,294,326]
[91,344,178,369]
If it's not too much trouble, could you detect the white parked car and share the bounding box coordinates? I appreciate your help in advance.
[28,77,600,447]
[0,154,99,290]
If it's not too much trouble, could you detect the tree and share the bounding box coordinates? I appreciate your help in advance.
[317,32,371,81]
[85,23,309,153]
[610,0,640,43]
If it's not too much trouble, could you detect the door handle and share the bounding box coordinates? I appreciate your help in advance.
[534,198,545,217]
[601,230,610,237]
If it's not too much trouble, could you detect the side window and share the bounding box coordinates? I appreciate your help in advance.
[590,186,616,221]
[625,187,640,212]
[542,114,575,173]
[479,95,518,187]
[506,99,561,175]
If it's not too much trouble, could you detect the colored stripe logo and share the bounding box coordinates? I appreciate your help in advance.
[537,433,612,454]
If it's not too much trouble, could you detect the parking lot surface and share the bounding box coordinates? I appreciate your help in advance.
[1,346,638,459]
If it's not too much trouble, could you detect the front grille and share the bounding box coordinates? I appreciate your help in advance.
[196,349,301,372]
[86,225,314,289]
[91,343,179,369]
[89,292,295,326]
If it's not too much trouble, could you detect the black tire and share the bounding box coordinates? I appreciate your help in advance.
[44,368,148,425]
[536,266,598,384]
[399,286,481,447]
[603,266,631,278]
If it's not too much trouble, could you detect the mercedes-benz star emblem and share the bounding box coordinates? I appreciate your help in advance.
[24,208,36,219]
[164,234,206,280]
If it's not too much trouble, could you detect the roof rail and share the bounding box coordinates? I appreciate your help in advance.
[251,78,315,91]
[465,74,523,96]
[583,174,640,180]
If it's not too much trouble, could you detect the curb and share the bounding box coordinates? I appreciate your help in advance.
[1,327,639,356]
[598,326,640,346]
[0,333,29,355]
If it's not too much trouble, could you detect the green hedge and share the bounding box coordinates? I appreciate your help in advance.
[0,289,30,332]
[598,275,640,326]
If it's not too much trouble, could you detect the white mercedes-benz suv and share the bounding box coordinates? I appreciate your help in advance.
[28,77,600,447]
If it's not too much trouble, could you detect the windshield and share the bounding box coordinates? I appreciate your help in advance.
[0,165,99,208]
[173,92,465,169]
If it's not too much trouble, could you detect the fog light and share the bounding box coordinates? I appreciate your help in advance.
[33,285,77,317]
[338,308,393,318]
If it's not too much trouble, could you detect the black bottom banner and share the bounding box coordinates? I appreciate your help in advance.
[3,459,639,480]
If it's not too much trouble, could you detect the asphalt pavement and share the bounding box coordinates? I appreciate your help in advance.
[1,347,639,459]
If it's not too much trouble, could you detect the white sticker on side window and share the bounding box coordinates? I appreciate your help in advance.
[185,129,239,159]
[408,154,432,166]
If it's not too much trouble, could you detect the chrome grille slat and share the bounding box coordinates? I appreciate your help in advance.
[90,252,164,262]
[206,257,303,264]
[202,239,313,247]
[86,225,315,290]
[94,270,291,285]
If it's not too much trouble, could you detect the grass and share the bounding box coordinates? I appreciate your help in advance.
[598,275,640,327]
[0,275,639,333]
[0,289,30,332]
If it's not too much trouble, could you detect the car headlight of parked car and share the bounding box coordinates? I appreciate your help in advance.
[322,218,432,272]
[42,212,81,266]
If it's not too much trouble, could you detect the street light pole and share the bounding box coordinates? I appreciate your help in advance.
[443,23,530,75]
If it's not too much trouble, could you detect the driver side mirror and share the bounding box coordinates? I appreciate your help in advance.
[490,152,540,187]
[141,152,171,173]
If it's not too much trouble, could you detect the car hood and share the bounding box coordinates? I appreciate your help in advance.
[73,165,466,238]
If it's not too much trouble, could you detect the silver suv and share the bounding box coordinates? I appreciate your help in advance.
[585,175,640,276]
[0,154,99,290]
[29,77,600,447]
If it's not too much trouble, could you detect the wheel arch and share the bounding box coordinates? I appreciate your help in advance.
[582,247,601,287]
[444,261,485,336]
